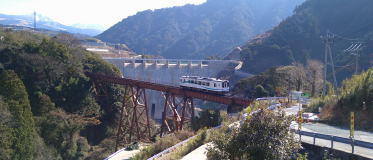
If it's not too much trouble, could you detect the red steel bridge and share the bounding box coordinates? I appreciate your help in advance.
[86,72,252,149]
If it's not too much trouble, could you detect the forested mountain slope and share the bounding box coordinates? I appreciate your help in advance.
[0,29,123,159]
[97,0,304,59]
[232,0,373,82]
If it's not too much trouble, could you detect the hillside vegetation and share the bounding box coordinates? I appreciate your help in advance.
[97,0,304,59]
[234,0,373,82]
[233,60,323,99]
[311,68,373,131]
[0,29,124,159]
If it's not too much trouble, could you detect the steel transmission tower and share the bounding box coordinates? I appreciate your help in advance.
[33,11,36,31]
[321,32,338,95]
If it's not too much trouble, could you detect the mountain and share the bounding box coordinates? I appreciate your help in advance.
[230,0,373,82]
[97,0,304,59]
[0,13,103,36]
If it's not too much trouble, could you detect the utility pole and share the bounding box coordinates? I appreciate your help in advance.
[33,11,36,31]
[344,42,363,74]
[321,32,338,95]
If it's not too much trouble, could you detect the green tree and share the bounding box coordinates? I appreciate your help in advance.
[0,97,13,160]
[32,92,55,116]
[207,110,299,160]
[191,109,222,131]
[0,70,36,160]
[254,84,269,98]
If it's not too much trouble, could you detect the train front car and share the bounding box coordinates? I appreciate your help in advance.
[179,76,229,94]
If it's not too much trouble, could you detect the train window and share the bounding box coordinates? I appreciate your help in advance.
[214,83,216,87]
[207,82,210,86]
[198,81,201,85]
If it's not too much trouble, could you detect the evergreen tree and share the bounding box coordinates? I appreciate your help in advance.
[0,70,36,160]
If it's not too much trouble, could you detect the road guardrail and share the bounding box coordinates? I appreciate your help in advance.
[291,129,373,153]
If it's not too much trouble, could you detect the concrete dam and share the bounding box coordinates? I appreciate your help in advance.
[105,58,240,120]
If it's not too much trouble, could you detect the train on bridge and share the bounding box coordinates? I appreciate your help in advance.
[179,76,229,94]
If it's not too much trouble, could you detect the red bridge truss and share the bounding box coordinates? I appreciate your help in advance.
[86,72,252,149]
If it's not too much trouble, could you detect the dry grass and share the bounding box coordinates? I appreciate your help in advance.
[159,129,208,160]
[131,130,195,160]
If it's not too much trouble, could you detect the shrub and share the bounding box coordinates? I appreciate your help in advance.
[207,109,300,160]
[131,130,195,160]
[192,109,223,131]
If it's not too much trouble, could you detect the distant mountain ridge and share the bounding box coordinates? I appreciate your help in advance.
[0,13,103,36]
[231,0,373,81]
[97,0,304,59]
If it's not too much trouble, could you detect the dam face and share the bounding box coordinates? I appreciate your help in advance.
[105,58,238,120]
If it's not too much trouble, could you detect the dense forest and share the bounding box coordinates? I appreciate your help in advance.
[0,29,124,159]
[97,0,304,59]
[232,0,373,82]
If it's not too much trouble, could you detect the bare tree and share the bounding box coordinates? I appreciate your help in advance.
[291,63,307,91]
[306,60,323,96]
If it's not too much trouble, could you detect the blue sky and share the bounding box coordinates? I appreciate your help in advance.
[0,0,206,29]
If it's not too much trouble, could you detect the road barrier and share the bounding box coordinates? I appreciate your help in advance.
[291,129,373,153]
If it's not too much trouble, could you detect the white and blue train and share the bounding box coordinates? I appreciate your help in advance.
[179,76,229,94]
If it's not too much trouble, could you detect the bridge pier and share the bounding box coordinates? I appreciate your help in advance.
[115,86,151,150]
[161,93,195,136]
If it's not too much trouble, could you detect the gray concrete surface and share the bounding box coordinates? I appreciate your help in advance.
[181,143,210,160]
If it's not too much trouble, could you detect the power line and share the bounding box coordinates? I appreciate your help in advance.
[343,42,364,74]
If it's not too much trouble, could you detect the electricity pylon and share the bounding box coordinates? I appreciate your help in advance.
[33,11,36,31]
[321,32,338,95]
